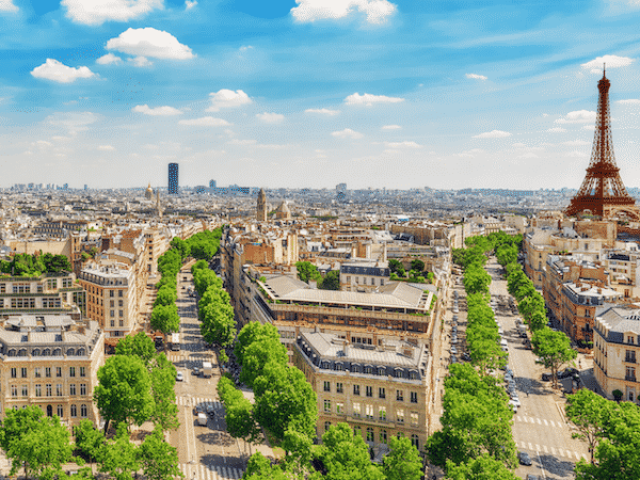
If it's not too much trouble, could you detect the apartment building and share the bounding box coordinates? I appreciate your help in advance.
[340,261,390,292]
[0,272,85,319]
[293,331,431,456]
[594,307,640,403]
[0,315,103,427]
[78,262,138,338]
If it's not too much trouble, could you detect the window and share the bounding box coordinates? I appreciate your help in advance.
[35,367,41,378]
[396,390,404,401]
[324,400,331,413]
[626,366,636,382]
[11,385,17,398]
[57,405,64,418]
[323,381,331,392]
[380,429,388,444]
[336,402,344,414]
[379,387,386,399]
[69,367,76,377]
[21,385,28,397]
[366,427,374,442]
[56,367,62,378]
[626,350,636,363]
[80,367,86,377]
[70,384,76,396]
[365,404,374,420]
[56,384,63,396]
[70,405,77,417]
[46,384,52,397]
[397,409,404,424]
[80,404,87,417]
[366,386,373,397]
[410,392,418,403]
[336,382,343,394]
[353,385,360,396]
[110,310,115,318]
[119,300,124,307]
[379,408,386,421]
[119,310,123,318]
[411,434,419,449]
[353,426,361,438]
[324,421,331,432]
[80,384,87,396]
[21,367,27,378]
[353,403,361,417]
[110,300,115,308]
[119,319,124,327]
[119,290,123,298]
[628,336,636,345]
[45,367,51,378]
[35,384,42,397]
[410,412,419,427]
[10,368,16,379]
[110,290,114,298]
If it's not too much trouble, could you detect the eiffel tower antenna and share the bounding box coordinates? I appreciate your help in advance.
[565,69,639,220]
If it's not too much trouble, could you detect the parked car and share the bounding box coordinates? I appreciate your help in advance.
[193,404,205,416]
[206,403,216,417]
[450,355,458,364]
[518,451,532,466]
[558,368,579,379]
[193,367,200,376]
[450,346,458,355]
[526,475,540,480]
[176,371,184,382]
[542,372,552,382]
[461,352,471,361]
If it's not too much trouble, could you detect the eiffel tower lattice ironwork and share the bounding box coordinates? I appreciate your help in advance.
[565,68,639,220]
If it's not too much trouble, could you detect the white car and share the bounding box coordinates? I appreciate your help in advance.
[176,371,184,382]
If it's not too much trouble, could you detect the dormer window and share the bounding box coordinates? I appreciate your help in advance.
[628,336,635,345]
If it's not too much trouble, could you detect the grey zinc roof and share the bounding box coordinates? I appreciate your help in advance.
[596,307,640,341]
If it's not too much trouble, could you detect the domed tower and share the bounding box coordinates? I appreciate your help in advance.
[145,183,154,200]
[256,188,267,222]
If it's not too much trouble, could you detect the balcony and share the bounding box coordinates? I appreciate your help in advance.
[625,375,637,382]
[625,356,637,364]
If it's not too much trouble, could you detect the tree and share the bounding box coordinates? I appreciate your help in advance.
[463,265,491,295]
[94,355,154,431]
[495,244,517,267]
[74,419,105,464]
[139,427,182,480]
[194,268,222,296]
[319,270,340,290]
[295,261,322,283]
[97,424,140,480]
[410,259,425,272]
[154,285,177,307]
[240,338,289,387]
[244,452,288,480]
[150,303,180,334]
[313,423,384,480]
[383,437,423,480]
[170,236,191,258]
[517,293,545,325]
[0,406,74,479]
[446,454,519,480]
[282,428,313,478]
[115,332,156,364]
[191,259,209,274]
[149,353,180,432]
[200,300,236,348]
[235,321,282,368]
[532,327,577,388]
[388,259,405,277]
[566,389,615,465]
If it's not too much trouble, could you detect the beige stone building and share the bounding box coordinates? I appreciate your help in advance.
[0,315,104,427]
[594,307,640,403]
[293,331,431,457]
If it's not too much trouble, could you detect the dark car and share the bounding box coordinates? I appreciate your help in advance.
[558,368,579,379]
[206,403,216,417]
[526,475,540,480]
[461,352,471,361]
[193,404,205,416]
[450,355,458,364]
[542,372,552,381]
[518,451,532,466]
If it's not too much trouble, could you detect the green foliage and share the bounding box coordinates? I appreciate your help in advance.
[319,270,340,290]
[296,261,322,283]
[234,322,281,368]
[217,376,260,444]
[463,264,492,295]
[531,327,577,388]
[94,355,155,431]
[410,259,425,272]
[170,236,191,258]
[388,259,405,277]
[0,252,72,276]
[139,427,182,480]
[150,303,180,334]
[154,284,178,307]
[197,271,236,348]
[383,437,423,480]
[194,268,222,296]
[244,452,288,480]
[149,353,180,432]
[495,244,518,267]
[240,336,289,387]
[97,424,140,480]
[191,259,209,274]
[74,419,105,463]
[116,332,156,364]
[445,454,519,480]
[566,388,615,465]
[0,405,74,479]
[185,229,222,260]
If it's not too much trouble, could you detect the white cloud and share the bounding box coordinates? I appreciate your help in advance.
[178,116,230,127]
[518,152,538,159]
[555,110,596,124]
[61,0,163,26]
[456,148,484,158]
[0,0,18,12]
[305,108,340,116]
[583,125,596,131]
[185,0,197,9]
[465,73,487,81]
[96,53,122,65]
[547,127,566,133]
[35,140,52,147]
[566,150,588,158]
[344,92,404,106]
[581,55,635,73]
[291,0,397,25]
[31,59,95,84]
[512,142,527,148]
[332,128,363,139]
[381,124,401,130]
[132,104,182,116]
[617,99,640,105]
[562,140,590,146]
[129,56,153,67]
[239,45,253,52]
[207,89,252,112]
[228,139,257,145]
[98,145,115,151]
[46,112,98,134]
[256,112,285,124]
[106,27,193,60]
[473,130,511,139]
[384,141,421,148]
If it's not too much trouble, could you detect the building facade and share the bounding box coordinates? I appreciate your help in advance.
[168,163,179,195]
[0,315,104,427]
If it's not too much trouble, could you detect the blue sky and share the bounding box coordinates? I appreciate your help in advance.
[1,0,640,190]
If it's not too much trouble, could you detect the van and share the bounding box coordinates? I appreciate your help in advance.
[500,339,509,351]
[197,413,208,426]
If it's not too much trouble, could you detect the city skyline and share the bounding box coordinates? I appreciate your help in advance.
[1,1,640,190]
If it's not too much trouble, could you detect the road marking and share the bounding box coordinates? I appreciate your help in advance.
[575,451,581,460]
[543,419,548,426]
[528,442,533,450]
[537,418,542,425]
[543,445,548,453]
[558,448,564,457]
[551,447,557,455]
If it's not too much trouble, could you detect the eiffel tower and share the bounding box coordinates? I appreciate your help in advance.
[565,67,639,220]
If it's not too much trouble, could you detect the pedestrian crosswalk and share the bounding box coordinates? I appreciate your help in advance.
[514,415,565,428]
[167,352,213,363]
[177,396,224,410]
[516,441,587,461]
[179,463,243,480]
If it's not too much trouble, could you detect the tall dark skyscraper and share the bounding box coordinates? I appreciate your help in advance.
[168,163,179,194]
